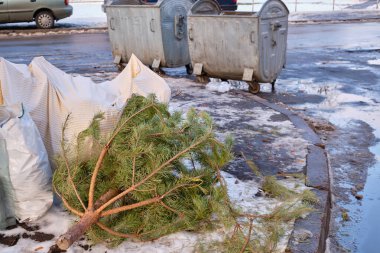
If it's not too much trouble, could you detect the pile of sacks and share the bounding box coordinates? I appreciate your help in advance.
[0,55,171,228]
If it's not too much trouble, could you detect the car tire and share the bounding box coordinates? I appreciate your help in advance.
[35,11,55,29]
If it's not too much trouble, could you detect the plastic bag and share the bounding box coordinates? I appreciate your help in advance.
[0,104,53,222]
[0,139,16,229]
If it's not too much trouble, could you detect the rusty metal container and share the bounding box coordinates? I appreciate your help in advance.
[188,0,289,93]
[104,0,194,72]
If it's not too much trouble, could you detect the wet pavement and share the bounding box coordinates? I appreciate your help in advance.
[1,22,380,252]
[268,23,380,253]
[0,33,115,74]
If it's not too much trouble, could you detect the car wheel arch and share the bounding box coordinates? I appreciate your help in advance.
[33,8,56,20]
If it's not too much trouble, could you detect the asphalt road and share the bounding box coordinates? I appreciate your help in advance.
[0,22,380,253]
[0,32,115,74]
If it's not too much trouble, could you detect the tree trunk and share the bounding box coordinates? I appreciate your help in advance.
[94,189,119,210]
[56,189,119,250]
[56,211,99,250]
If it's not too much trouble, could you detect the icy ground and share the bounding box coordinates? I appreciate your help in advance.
[0,78,312,253]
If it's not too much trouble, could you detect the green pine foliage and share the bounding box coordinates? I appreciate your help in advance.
[53,95,233,245]
[262,176,297,200]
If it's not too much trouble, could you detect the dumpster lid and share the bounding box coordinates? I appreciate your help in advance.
[190,0,222,15]
[258,0,289,19]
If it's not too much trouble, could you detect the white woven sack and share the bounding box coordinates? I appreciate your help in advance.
[0,55,171,161]
[0,104,53,222]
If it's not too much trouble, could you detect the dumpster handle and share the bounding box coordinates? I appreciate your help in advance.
[271,22,282,31]
[188,28,193,41]
[250,32,255,43]
[174,14,185,40]
[110,17,115,31]
[150,19,155,32]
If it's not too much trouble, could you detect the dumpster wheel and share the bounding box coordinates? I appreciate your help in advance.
[117,63,125,72]
[149,65,166,76]
[248,82,260,94]
[195,75,210,84]
[186,64,193,75]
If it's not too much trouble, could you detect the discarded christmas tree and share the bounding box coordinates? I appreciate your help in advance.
[53,95,233,250]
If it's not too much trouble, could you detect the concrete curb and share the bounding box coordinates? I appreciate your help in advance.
[252,95,331,253]
[0,27,108,38]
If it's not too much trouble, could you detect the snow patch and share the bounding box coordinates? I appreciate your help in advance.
[205,79,250,93]
[206,80,231,93]
[316,60,351,66]
[277,78,380,132]
[368,59,380,65]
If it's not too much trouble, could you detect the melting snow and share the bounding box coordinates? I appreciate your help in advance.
[368,59,380,65]
[206,81,232,93]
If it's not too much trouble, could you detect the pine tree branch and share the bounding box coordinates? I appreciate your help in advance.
[100,196,161,217]
[239,218,254,253]
[190,152,197,171]
[100,184,193,217]
[231,223,243,240]
[160,201,184,218]
[137,215,185,239]
[151,105,167,128]
[147,127,186,138]
[54,185,84,217]
[88,147,108,211]
[132,156,136,186]
[88,103,155,210]
[61,114,87,211]
[95,133,212,213]
[96,222,139,239]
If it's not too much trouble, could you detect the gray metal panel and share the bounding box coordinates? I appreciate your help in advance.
[106,5,165,66]
[188,0,288,83]
[160,0,193,68]
[258,0,289,82]
[188,13,259,81]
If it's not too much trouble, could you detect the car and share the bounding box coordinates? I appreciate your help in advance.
[215,0,237,11]
[0,0,73,29]
[104,0,238,11]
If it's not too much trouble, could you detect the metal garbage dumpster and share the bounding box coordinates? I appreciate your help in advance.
[187,0,289,93]
[104,0,195,73]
